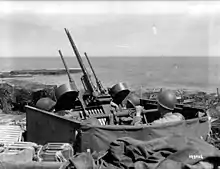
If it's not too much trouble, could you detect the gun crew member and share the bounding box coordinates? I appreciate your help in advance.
[110,93,143,125]
[151,89,185,124]
[132,89,185,125]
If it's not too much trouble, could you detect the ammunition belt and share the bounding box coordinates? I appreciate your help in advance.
[78,107,108,125]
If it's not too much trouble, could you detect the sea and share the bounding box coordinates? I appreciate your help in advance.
[0,56,220,94]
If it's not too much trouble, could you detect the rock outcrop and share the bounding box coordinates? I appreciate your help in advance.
[0,79,57,114]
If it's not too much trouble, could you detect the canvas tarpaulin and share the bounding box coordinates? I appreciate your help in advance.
[60,134,220,169]
[77,116,210,153]
[1,134,219,169]
[26,105,210,153]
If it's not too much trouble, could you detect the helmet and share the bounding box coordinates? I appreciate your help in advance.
[109,82,130,105]
[35,97,56,111]
[126,93,140,108]
[157,90,177,111]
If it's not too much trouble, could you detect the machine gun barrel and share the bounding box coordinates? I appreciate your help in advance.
[58,49,88,118]
[58,50,76,85]
[64,28,96,95]
[84,52,106,94]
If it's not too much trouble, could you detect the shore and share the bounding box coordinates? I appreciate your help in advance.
[0,68,82,78]
[0,78,219,115]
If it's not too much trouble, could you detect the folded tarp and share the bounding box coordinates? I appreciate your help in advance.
[60,134,220,169]
[100,134,220,169]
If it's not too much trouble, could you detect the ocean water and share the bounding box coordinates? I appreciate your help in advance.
[0,56,220,93]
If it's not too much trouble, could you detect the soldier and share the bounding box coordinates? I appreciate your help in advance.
[147,90,185,124]
[152,89,185,124]
[110,93,143,125]
[133,89,185,125]
[35,97,83,121]
[35,97,56,112]
[110,89,185,126]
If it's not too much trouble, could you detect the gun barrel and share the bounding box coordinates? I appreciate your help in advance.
[84,52,107,94]
[84,52,98,81]
[58,50,74,83]
[64,28,87,75]
[64,28,96,94]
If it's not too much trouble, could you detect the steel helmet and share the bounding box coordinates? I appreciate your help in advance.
[35,97,56,111]
[126,93,140,108]
[157,89,177,111]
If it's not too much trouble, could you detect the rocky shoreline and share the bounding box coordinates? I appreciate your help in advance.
[0,79,219,116]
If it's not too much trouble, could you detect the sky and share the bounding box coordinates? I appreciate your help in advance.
[0,1,220,57]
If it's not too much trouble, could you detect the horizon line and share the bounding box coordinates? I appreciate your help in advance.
[0,56,218,58]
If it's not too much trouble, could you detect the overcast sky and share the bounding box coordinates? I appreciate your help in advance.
[0,1,220,57]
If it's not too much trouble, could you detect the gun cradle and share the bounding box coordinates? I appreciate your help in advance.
[82,92,112,107]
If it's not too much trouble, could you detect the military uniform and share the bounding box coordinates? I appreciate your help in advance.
[131,115,142,125]
[132,89,185,126]
[132,110,184,126]
[131,106,143,125]
[151,112,185,124]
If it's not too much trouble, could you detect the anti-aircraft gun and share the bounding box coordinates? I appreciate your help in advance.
[56,48,129,125]
[64,28,130,108]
